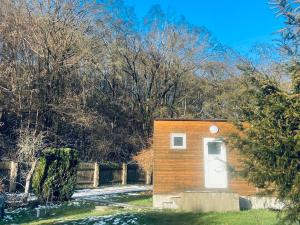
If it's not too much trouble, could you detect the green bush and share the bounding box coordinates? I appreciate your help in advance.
[32,148,78,202]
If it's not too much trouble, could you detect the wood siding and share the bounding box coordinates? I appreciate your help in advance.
[153,120,257,196]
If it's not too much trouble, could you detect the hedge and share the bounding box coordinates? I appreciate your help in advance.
[32,148,78,202]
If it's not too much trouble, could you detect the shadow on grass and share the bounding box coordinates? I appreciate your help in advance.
[3,201,96,225]
[4,208,279,225]
[138,211,204,225]
[135,209,278,225]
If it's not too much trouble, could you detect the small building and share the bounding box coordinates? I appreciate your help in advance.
[152,119,271,212]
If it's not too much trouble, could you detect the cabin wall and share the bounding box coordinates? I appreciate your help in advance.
[153,120,257,196]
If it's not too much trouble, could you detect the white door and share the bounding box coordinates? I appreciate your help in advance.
[204,138,228,188]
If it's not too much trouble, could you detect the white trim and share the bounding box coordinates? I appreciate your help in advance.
[203,137,228,189]
[170,133,186,150]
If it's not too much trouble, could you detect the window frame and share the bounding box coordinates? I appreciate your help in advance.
[207,141,222,155]
[170,133,186,150]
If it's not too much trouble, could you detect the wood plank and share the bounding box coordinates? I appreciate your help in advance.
[153,120,257,195]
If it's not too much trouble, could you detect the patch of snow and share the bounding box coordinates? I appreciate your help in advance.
[68,201,81,206]
[67,212,143,225]
[3,214,13,221]
[126,192,140,196]
[3,185,152,224]
[6,192,37,203]
[6,206,29,214]
[35,203,61,210]
[72,185,152,200]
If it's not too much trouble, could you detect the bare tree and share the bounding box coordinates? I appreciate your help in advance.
[0,0,249,165]
[17,125,44,202]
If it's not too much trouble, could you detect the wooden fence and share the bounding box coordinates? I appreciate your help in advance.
[0,161,151,192]
[76,162,150,188]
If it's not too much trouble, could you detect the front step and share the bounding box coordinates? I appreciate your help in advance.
[154,192,240,212]
[160,195,183,209]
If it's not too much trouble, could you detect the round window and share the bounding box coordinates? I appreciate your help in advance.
[209,125,219,134]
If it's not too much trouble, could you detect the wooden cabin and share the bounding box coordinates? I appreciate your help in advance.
[152,119,259,212]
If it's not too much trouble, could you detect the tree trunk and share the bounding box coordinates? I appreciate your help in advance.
[9,161,18,192]
[122,163,127,185]
[23,160,37,203]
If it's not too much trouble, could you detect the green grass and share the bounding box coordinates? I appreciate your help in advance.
[3,201,115,225]
[3,193,281,225]
[136,209,279,225]
[111,192,153,207]
[18,208,114,225]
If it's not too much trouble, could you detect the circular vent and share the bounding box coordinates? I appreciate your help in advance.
[209,125,219,134]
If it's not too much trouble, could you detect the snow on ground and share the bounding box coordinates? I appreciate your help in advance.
[5,185,152,204]
[72,185,152,201]
[3,185,152,223]
[72,212,142,225]
[6,192,37,205]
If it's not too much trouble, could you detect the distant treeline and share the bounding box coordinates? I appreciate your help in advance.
[0,0,286,163]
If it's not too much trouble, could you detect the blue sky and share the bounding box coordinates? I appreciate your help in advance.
[123,0,284,53]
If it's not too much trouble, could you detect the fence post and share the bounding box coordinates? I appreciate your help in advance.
[9,161,18,192]
[122,163,127,185]
[145,170,152,185]
[93,162,99,188]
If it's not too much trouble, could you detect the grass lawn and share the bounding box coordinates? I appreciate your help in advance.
[136,210,279,225]
[109,191,153,207]
[4,201,116,225]
[3,193,281,225]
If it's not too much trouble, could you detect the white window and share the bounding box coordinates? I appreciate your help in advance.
[170,133,186,149]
